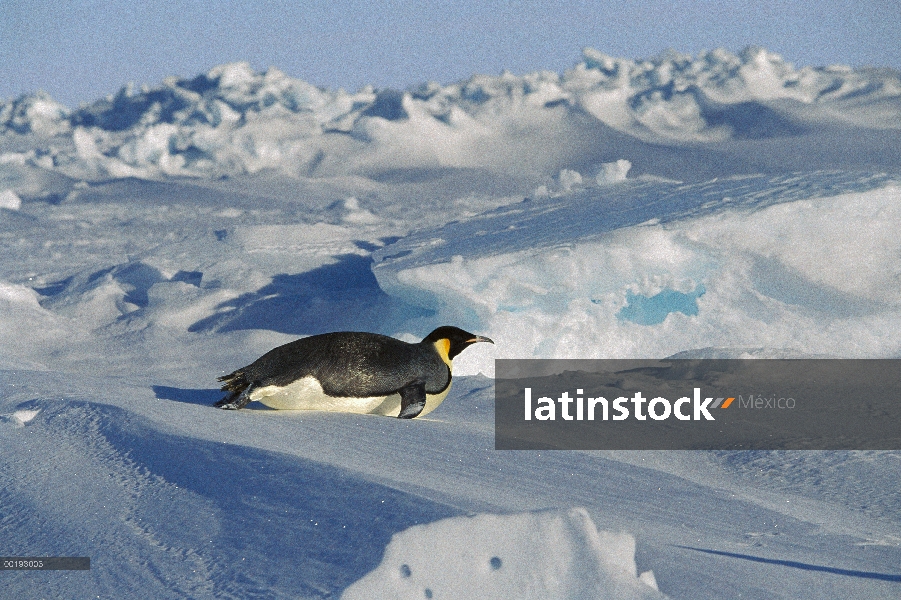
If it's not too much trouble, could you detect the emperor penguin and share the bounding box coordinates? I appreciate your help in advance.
[215,326,493,418]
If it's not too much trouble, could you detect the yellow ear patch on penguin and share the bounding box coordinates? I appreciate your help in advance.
[435,338,452,367]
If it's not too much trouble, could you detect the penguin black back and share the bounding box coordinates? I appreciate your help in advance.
[216,326,493,417]
[229,331,449,397]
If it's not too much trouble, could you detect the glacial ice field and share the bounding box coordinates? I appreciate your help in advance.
[1,47,900,598]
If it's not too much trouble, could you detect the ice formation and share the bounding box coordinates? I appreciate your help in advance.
[372,172,901,375]
[2,48,899,181]
[342,508,665,600]
[2,47,900,600]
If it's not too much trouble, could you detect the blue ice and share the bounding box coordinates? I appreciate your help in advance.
[618,284,706,325]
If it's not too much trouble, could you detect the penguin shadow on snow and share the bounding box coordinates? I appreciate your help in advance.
[189,253,432,336]
[153,385,277,410]
[152,385,223,407]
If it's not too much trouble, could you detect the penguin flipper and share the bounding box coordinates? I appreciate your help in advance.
[397,380,427,419]
[214,383,256,410]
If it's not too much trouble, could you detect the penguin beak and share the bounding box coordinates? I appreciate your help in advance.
[468,335,494,345]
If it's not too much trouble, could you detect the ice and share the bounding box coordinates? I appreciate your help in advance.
[0,281,78,369]
[342,508,666,600]
[557,168,583,192]
[0,91,71,136]
[0,188,22,210]
[0,408,40,427]
[1,47,900,599]
[373,173,901,375]
[596,159,632,185]
[2,47,898,181]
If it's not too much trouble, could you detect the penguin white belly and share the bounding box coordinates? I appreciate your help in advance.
[249,375,452,417]
[419,382,451,417]
[250,376,398,414]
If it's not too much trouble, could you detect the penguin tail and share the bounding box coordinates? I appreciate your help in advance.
[214,371,255,410]
[217,369,249,393]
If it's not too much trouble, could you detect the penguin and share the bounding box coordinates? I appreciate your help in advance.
[215,326,493,419]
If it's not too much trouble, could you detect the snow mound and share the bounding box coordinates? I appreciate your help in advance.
[341,508,665,600]
[575,47,901,140]
[0,189,21,210]
[596,159,632,185]
[0,408,41,428]
[2,47,898,180]
[0,91,71,136]
[0,281,77,369]
[372,172,901,373]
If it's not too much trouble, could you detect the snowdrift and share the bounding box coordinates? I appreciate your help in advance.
[342,508,666,599]
[372,171,901,375]
[2,47,900,599]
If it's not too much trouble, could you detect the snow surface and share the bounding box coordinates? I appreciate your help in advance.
[341,508,664,599]
[373,172,901,375]
[1,48,900,598]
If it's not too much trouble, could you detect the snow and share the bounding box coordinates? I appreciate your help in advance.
[3,47,900,181]
[0,189,22,210]
[1,48,900,598]
[373,172,901,375]
[341,508,665,599]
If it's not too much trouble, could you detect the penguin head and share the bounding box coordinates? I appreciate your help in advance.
[422,326,494,362]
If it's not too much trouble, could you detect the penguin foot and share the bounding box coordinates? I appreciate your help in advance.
[214,398,244,410]
[397,381,427,419]
[214,385,254,410]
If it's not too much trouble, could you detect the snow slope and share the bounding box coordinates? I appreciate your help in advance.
[373,171,901,374]
[1,48,900,598]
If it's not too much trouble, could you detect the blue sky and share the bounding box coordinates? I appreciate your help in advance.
[2,0,898,108]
